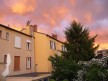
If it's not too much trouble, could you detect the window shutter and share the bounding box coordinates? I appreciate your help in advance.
[26,57,31,69]
[54,42,56,50]
[15,36,21,48]
[50,40,52,49]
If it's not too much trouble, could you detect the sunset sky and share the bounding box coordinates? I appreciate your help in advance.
[0,0,108,49]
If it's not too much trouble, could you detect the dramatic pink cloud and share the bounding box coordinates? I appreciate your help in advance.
[0,0,108,49]
[10,0,36,15]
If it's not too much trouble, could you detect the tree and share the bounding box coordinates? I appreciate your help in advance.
[63,21,98,61]
[49,21,98,81]
[49,54,80,81]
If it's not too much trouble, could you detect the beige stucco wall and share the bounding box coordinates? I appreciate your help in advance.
[0,64,6,81]
[34,32,64,72]
[0,26,35,80]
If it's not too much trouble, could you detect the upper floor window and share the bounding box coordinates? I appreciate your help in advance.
[0,30,2,38]
[50,40,56,50]
[15,36,21,48]
[6,32,9,40]
[26,40,31,50]
[62,45,67,52]
[57,50,61,56]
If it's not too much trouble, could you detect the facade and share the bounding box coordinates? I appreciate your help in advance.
[21,25,65,72]
[34,32,65,72]
[96,49,108,57]
[0,24,65,81]
[0,24,35,81]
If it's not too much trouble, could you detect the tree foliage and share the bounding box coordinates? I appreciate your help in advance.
[63,21,99,61]
[49,55,80,81]
[49,21,99,81]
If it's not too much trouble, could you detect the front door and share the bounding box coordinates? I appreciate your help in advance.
[14,56,20,70]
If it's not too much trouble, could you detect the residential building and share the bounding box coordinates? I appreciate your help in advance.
[0,24,64,81]
[21,24,65,72]
[96,49,108,57]
[34,32,64,72]
[0,24,35,81]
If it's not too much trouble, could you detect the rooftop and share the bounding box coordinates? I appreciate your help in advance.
[0,24,32,37]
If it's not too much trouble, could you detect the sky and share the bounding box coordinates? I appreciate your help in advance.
[0,0,108,49]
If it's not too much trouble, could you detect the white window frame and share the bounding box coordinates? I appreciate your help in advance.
[15,36,21,48]
[50,40,56,50]
[26,57,31,69]
[26,40,31,50]
[62,45,67,51]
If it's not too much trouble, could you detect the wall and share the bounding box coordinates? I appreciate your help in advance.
[0,63,6,81]
[34,32,64,72]
[0,26,35,80]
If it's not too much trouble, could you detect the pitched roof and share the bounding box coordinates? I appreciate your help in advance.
[36,32,64,44]
[0,24,32,37]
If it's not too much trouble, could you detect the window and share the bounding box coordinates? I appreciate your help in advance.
[6,32,9,40]
[26,57,31,69]
[57,50,61,56]
[62,45,67,51]
[26,40,31,50]
[0,30,2,38]
[15,36,21,48]
[27,42,31,50]
[4,55,7,63]
[50,40,56,50]
[14,56,20,70]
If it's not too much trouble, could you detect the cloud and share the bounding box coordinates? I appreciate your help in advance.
[84,12,93,24]
[5,0,37,15]
[0,0,108,49]
[88,18,108,49]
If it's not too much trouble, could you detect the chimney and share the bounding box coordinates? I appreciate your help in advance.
[52,34,57,39]
[32,25,37,32]
[29,25,37,36]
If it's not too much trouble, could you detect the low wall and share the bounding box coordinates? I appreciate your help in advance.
[6,77,33,81]
[6,74,51,81]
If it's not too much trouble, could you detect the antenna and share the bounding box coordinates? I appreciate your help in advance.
[26,20,31,27]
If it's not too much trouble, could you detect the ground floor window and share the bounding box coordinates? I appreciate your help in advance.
[26,57,31,69]
[4,55,7,63]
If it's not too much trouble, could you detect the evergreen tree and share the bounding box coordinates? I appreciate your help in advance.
[63,21,98,61]
[49,21,99,81]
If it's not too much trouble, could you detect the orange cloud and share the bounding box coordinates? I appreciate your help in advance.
[70,0,76,5]
[42,7,69,26]
[98,43,108,50]
[84,12,93,23]
[11,0,36,15]
[0,15,4,21]
[57,7,69,17]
